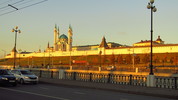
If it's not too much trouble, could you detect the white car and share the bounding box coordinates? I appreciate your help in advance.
[11,69,38,84]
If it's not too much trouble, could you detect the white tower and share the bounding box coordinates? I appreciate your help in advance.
[67,24,73,51]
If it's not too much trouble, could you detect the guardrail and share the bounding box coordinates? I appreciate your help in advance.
[30,70,178,89]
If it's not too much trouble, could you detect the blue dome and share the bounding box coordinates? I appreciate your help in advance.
[59,34,68,39]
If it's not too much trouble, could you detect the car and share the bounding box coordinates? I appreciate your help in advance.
[0,69,17,86]
[11,69,38,84]
[106,66,116,71]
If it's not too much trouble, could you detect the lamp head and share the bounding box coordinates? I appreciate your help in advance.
[153,7,157,12]
[12,29,15,32]
[150,0,154,4]
[15,26,18,29]
[18,30,21,33]
[147,3,151,9]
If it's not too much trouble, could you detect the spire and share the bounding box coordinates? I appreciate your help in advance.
[69,24,72,31]
[57,26,60,35]
[156,36,161,40]
[47,42,50,48]
[55,24,57,29]
[68,24,73,36]
[99,36,109,48]
[39,49,41,53]
[54,24,57,33]
[11,47,17,52]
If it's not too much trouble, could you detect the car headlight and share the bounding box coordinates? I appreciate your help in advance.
[1,77,8,80]
[24,76,29,79]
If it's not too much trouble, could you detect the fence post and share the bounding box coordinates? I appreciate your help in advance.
[174,77,177,89]
[59,70,65,79]
[39,70,42,78]
[89,73,92,82]
[129,74,132,85]
[73,72,76,80]
[51,71,53,78]
[107,74,111,83]
[147,75,156,87]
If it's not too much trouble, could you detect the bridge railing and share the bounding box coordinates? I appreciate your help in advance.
[155,76,177,89]
[30,70,177,89]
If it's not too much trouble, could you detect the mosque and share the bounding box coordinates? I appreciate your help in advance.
[5,25,178,59]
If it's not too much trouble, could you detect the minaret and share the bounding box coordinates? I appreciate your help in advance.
[68,24,73,51]
[54,24,58,51]
[57,26,60,39]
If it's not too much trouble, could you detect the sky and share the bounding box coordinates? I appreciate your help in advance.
[0,0,178,58]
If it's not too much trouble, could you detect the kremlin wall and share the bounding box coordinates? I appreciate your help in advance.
[2,25,178,69]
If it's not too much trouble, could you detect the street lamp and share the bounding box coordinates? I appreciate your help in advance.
[147,0,157,75]
[18,49,22,67]
[1,49,6,58]
[12,26,21,69]
[99,51,102,71]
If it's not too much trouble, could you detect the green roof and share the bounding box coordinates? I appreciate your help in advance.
[59,34,68,39]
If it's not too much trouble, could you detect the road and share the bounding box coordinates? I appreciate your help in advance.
[0,83,175,100]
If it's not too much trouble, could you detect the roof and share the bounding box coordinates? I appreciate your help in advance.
[156,36,163,41]
[11,47,17,52]
[59,34,68,39]
[99,37,109,48]
[135,40,159,44]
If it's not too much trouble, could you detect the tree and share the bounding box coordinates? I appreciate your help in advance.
[153,56,159,64]
[170,57,174,64]
[117,55,123,64]
[134,55,140,64]
[125,54,132,64]
[142,54,150,64]
[110,54,115,65]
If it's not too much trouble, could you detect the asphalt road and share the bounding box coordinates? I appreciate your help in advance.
[0,83,175,100]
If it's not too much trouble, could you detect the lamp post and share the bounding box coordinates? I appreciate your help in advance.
[99,51,102,71]
[1,50,6,65]
[147,0,157,75]
[18,49,22,67]
[12,26,21,69]
[1,50,6,58]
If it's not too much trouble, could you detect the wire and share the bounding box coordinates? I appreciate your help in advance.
[0,0,24,9]
[0,0,12,6]
[20,0,47,10]
[0,0,33,12]
[0,0,48,16]
[11,0,24,5]
[15,0,34,7]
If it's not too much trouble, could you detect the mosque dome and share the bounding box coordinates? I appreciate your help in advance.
[59,34,68,39]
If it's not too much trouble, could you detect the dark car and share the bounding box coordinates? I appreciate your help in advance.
[0,69,17,86]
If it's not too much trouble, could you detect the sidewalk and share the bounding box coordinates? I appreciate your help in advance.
[39,78,178,99]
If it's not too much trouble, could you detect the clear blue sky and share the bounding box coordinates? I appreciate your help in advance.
[0,0,178,57]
